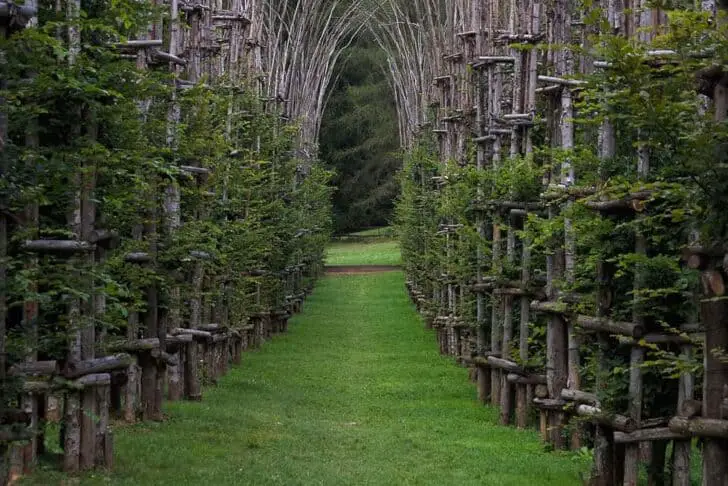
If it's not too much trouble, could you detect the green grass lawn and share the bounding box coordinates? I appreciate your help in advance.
[24,268,587,486]
[325,239,401,266]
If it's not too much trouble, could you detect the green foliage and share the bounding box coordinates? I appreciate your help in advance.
[491,155,545,202]
[393,141,440,294]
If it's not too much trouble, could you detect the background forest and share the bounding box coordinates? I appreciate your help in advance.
[319,36,400,234]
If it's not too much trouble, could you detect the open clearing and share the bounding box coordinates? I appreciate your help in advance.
[325,240,402,266]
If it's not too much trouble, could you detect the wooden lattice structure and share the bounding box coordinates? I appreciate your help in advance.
[0,0,330,480]
[397,1,728,485]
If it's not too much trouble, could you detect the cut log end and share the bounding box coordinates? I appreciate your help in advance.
[701,270,726,297]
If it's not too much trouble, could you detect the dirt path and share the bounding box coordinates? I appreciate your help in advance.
[324,264,401,274]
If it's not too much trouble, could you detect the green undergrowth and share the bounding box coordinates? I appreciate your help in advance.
[24,271,587,485]
[325,239,401,266]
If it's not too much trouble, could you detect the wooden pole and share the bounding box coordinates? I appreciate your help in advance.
[500,212,516,425]
[18,84,41,474]
[79,113,98,471]
[0,22,10,481]
[623,136,648,486]
[475,78,490,401]
[516,228,531,428]
[702,20,728,480]
[671,316,696,485]
[164,0,184,403]
[561,82,581,451]
[491,222,502,405]
[63,0,83,471]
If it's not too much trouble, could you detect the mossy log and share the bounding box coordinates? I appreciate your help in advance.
[165,333,193,350]
[88,229,118,246]
[109,338,159,352]
[560,388,600,406]
[171,328,213,341]
[576,404,636,433]
[22,240,95,253]
[70,373,111,389]
[532,398,567,410]
[114,39,162,48]
[614,427,688,443]
[152,50,186,65]
[668,416,728,439]
[9,361,58,377]
[197,323,226,333]
[485,356,526,375]
[529,300,568,314]
[575,315,644,338]
[123,252,151,263]
[64,354,133,379]
[506,373,546,385]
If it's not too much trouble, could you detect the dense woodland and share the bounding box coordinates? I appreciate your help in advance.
[320,38,400,233]
[2,0,728,485]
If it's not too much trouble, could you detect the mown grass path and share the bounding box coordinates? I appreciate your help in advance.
[26,252,587,485]
[325,240,401,266]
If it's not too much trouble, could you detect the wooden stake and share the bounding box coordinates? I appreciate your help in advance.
[63,392,80,472]
[624,135,649,486]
